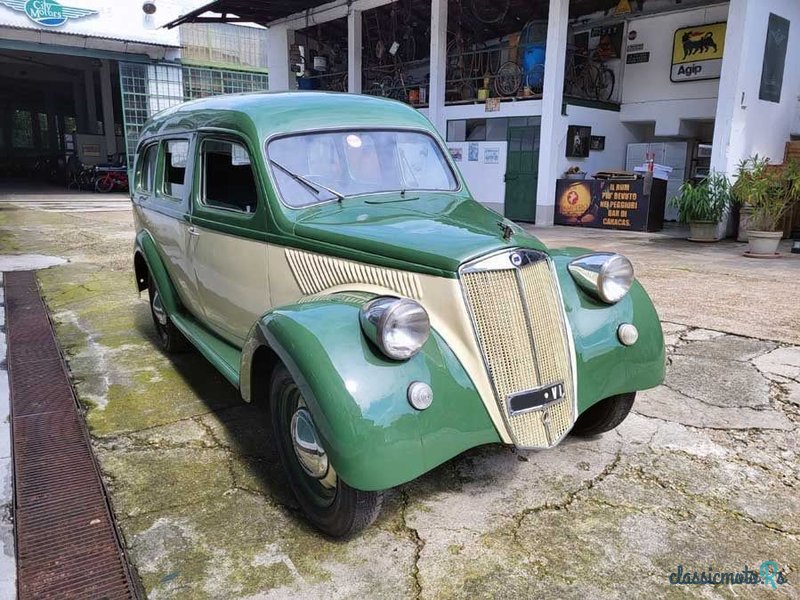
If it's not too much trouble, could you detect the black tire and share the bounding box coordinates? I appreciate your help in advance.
[270,364,384,538]
[570,392,635,437]
[147,277,189,353]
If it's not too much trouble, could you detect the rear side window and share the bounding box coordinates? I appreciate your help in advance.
[162,139,188,199]
[137,144,158,193]
[201,139,258,213]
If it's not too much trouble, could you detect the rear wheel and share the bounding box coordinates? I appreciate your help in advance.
[270,364,384,538]
[571,392,635,437]
[147,277,189,353]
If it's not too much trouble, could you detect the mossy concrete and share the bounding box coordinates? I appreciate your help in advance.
[3,204,799,598]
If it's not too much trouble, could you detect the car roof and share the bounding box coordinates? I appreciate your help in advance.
[137,91,436,147]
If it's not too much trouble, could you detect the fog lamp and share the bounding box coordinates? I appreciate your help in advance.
[407,381,433,410]
[617,323,639,346]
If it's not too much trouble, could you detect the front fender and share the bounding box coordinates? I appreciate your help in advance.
[243,295,500,491]
[550,249,666,413]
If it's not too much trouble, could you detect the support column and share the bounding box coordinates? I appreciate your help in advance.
[535,0,569,226]
[84,68,98,134]
[710,0,748,237]
[99,59,116,157]
[267,25,294,91]
[72,81,86,133]
[428,0,447,135]
[347,9,363,93]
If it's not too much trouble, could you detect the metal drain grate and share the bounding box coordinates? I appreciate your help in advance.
[5,270,138,600]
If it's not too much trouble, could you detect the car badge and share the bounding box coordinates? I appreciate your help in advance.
[510,253,523,267]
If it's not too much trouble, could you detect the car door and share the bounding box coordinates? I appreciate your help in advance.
[188,133,269,346]
[136,136,205,319]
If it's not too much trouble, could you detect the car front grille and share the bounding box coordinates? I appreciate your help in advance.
[460,249,576,448]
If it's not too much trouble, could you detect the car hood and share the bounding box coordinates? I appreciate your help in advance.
[292,194,547,274]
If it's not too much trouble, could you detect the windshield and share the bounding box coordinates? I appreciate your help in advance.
[267,130,458,207]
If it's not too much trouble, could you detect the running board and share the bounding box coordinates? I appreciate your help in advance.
[171,313,241,388]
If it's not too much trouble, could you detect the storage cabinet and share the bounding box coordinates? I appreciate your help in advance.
[626,142,690,221]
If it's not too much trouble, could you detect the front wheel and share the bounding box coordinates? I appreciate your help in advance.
[95,174,114,193]
[570,392,635,437]
[270,364,384,538]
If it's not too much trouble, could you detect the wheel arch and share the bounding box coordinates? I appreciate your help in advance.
[238,296,500,491]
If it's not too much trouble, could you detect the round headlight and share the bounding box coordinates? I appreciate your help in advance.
[359,297,430,360]
[598,254,634,303]
[568,253,634,304]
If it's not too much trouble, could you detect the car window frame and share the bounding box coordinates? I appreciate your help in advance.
[135,142,160,195]
[195,134,261,219]
[157,137,192,204]
[263,126,463,210]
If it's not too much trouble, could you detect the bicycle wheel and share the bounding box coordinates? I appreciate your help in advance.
[596,67,615,102]
[525,64,546,95]
[470,0,509,24]
[95,174,114,193]
[494,61,522,97]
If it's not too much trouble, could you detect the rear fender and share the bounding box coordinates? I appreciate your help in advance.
[134,229,181,314]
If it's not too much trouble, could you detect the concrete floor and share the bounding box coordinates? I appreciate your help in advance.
[0,198,798,599]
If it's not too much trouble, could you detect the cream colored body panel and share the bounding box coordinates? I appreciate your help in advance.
[190,224,269,346]
[267,245,512,444]
[136,204,204,319]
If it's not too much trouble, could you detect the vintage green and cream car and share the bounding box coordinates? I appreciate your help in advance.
[132,92,664,537]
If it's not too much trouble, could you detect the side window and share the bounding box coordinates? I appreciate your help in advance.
[201,139,258,213]
[162,139,188,199]
[137,144,158,193]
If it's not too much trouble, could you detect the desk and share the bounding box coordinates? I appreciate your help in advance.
[554,177,666,232]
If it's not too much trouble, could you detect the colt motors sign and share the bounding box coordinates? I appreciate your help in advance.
[671,22,726,82]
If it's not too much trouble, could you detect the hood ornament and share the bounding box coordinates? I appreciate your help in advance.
[497,220,514,241]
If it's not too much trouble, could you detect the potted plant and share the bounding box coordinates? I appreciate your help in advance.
[670,172,731,242]
[732,156,800,256]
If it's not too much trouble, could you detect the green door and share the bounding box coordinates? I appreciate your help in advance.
[504,125,540,223]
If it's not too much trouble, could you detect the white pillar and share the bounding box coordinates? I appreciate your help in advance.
[535,0,570,226]
[267,25,294,91]
[348,9,362,93]
[99,59,116,156]
[84,69,98,134]
[428,0,447,135]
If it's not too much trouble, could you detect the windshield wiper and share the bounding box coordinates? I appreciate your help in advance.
[270,159,346,203]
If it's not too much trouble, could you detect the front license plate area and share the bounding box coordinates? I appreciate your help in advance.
[507,382,565,416]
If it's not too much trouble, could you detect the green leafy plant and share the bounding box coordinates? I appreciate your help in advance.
[670,171,731,223]
[732,155,800,231]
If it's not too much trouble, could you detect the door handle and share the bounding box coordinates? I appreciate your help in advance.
[188,226,200,236]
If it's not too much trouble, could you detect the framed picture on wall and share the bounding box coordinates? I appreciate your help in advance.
[590,135,605,151]
[566,125,591,158]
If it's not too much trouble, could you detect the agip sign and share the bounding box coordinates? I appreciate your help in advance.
[671,22,726,82]
[0,0,96,27]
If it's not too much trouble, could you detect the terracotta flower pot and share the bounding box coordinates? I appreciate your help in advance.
[688,220,719,242]
[745,230,782,257]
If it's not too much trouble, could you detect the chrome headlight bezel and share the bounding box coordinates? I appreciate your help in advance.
[568,253,634,304]
[359,296,431,360]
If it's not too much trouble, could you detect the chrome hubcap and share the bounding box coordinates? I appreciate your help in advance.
[290,408,329,479]
[152,289,167,326]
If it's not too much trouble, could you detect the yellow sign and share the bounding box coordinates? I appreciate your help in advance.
[671,22,726,82]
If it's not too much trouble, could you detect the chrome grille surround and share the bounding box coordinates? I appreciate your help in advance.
[459,248,578,449]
